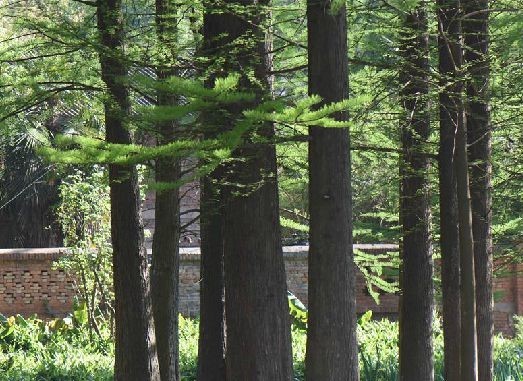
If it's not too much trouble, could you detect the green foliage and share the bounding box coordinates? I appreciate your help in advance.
[280,216,309,233]
[55,168,114,337]
[0,313,113,381]
[386,0,422,13]
[280,211,400,302]
[178,315,200,380]
[358,317,399,381]
[493,329,523,381]
[1,1,523,379]
[2,314,523,381]
[354,249,399,303]
[287,291,308,330]
[353,212,400,243]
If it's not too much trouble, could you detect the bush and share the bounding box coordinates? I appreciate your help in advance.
[0,313,113,381]
[55,168,114,337]
[1,313,523,380]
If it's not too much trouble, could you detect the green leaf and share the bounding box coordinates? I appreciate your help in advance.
[359,310,373,327]
[287,291,308,330]
[73,300,89,327]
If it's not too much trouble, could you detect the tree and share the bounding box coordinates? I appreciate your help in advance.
[437,0,462,379]
[463,0,494,379]
[218,1,294,379]
[197,167,226,381]
[150,1,182,380]
[96,1,160,380]
[305,1,359,380]
[196,4,227,381]
[398,5,434,381]
[454,58,479,381]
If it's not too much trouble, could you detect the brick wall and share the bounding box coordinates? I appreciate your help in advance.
[282,245,400,318]
[1,246,521,336]
[0,248,74,317]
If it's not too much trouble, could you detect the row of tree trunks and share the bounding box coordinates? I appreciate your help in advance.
[151,0,181,380]
[93,1,493,381]
[398,6,434,381]
[96,1,160,381]
[436,0,492,380]
[437,0,463,380]
[305,1,359,380]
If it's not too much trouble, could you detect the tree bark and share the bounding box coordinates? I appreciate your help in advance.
[96,1,160,381]
[398,7,434,381]
[455,115,478,381]
[437,1,462,380]
[151,1,181,380]
[196,6,227,380]
[223,141,294,381]
[454,76,478,381]
[463,0,493,379]
[201,1,293,380]
[305,1,359,380]
[197,171,225,381]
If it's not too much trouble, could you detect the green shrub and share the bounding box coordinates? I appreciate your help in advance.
[1,313,523,381]
[55,168,114,337]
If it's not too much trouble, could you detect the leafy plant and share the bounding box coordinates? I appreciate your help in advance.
[55,167,113,340]
[288,291,308,331]
[1,314,523,380]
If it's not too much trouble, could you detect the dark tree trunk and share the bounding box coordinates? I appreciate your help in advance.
[151,125,181,381]
[196,7,227,380]
[223,136,293,381]
[197,171,225,381]
[305,1,359,380]
[463,1,493,379]
[150,1,181,380]
[218,1,293,380]
[455,84,478,381]
[454,110,478,381]
[437,1,462,380]
[96,2,160,381]
[398,7,434,381]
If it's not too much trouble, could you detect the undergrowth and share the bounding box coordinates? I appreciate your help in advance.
[1,313,522,381]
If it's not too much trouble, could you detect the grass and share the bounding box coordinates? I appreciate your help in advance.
[1,314,522,380]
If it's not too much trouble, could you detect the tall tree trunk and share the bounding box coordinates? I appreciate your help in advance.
[437,1,462,380]
[305,1,359,380]
[223,133,293,381]
[219,1,294,380]
[463,1,493,379]
[398,6,434,381]
[196,6,227,380]
[96,2,160,381]
[151,1,181,380]
[455,82,478,381]
[197,172,225,381]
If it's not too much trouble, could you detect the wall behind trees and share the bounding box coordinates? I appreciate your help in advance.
[0,246,521,336]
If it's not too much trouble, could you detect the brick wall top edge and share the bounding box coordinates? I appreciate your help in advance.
[174,244,399,261]
[0,244,399,263]
[175,244,399,256]
[0,247,68,261]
